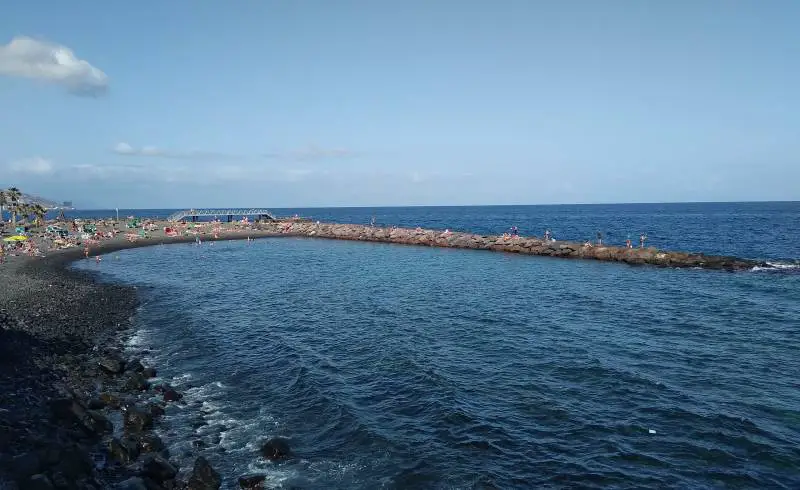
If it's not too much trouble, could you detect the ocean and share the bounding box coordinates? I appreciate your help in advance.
[72,203,800,489]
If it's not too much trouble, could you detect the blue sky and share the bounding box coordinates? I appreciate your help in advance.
[1,1,798,208]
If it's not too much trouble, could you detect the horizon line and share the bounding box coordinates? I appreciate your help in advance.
[65,199,799,211]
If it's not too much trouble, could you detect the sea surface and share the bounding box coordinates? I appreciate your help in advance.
[72,203,800,489]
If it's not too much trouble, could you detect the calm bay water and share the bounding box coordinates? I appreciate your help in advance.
[73,203,800,489]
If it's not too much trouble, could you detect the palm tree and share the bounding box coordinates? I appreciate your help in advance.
[33,204,47,228]
[0,190,6,223]
[6,187,22,226]
[16,203,32,225]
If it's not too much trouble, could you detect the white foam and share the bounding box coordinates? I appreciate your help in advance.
[752,261,800,272]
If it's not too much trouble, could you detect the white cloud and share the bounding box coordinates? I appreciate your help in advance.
[0,36,108,96]
[7,156,54,175]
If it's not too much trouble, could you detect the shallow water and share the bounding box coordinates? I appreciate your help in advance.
[73,204,800,489]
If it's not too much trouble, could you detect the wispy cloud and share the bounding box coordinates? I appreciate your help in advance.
[112,142,356,162]
[0,36,108,96]
[112,142,240,160]
[6,156,55,175]
[263,145,357,161]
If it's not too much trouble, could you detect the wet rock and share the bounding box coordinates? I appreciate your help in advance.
[27,474,55,490]
[124,373,150,392]
[98,356,126,374]
[11,451,42,481]
[137,433,166,454]
[86,409,113,433]
[116,477,148,490]
[163,480,189,490]
[87,398,106,409]
[238,474,266,489]
[192,439,206,449]
[109,437,140,463]
[163,388,183,402]
[186,456,221,490]
[124,406,154,432]
[149,402,166,418]
[54,444,93,480]
[49,397,77,422]
[126,359,145,373]
[100,392,122,409]
[260,437,291,460]
[141,454,177,483]
[142,367,158,378]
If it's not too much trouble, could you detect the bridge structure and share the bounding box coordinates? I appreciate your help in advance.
[166,208,276,223]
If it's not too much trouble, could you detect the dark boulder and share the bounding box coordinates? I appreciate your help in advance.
[108,437,140,463]
[116,477,148,490]
[100,392,122,409]
[186,456,222,490]
[137,433,166,454]
[10,451,42,481]
[27,474,55,490]
[124,406,154,432]
[98,356,126,374]
[124,373,150,392]
[238,474,266,489]
[149,402,166,418]
[141,454,177,482]
[126,358,145,373]
[87,398,106,410]
[260,437,291,460]
[86,409,113,434]
[142,367,158,378]
[53,444,93,480]
[164,388,183,402]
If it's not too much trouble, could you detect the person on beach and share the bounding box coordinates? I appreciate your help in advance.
[510,226,519,237]
[544,229,552,242]
[0,245,5,264]
[626,237,633,248]
[640,233,647,248]
[597,231,603,246]
[84,245,90,259]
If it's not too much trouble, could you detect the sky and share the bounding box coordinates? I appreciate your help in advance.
[1,1,798,208]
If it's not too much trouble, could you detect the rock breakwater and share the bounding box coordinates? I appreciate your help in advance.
[266,221,762,271]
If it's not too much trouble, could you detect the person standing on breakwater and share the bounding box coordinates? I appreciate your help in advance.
[640,233,647,248]
[544,229,552,242]
[510,226,519,237]
[626,236,633,248]
[597,231,603,246]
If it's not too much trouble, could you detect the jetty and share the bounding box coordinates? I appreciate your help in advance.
[262,221,761,271]
[166,208,275,222]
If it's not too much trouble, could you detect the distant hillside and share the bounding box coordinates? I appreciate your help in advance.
[1,190,69,209]
[21,193,70,209]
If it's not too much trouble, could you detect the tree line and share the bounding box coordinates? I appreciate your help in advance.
[0,187,48,227]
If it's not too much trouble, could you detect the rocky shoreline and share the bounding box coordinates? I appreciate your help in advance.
[0,251,232,489]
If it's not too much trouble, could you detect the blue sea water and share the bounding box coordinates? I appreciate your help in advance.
[72,203,800,489]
